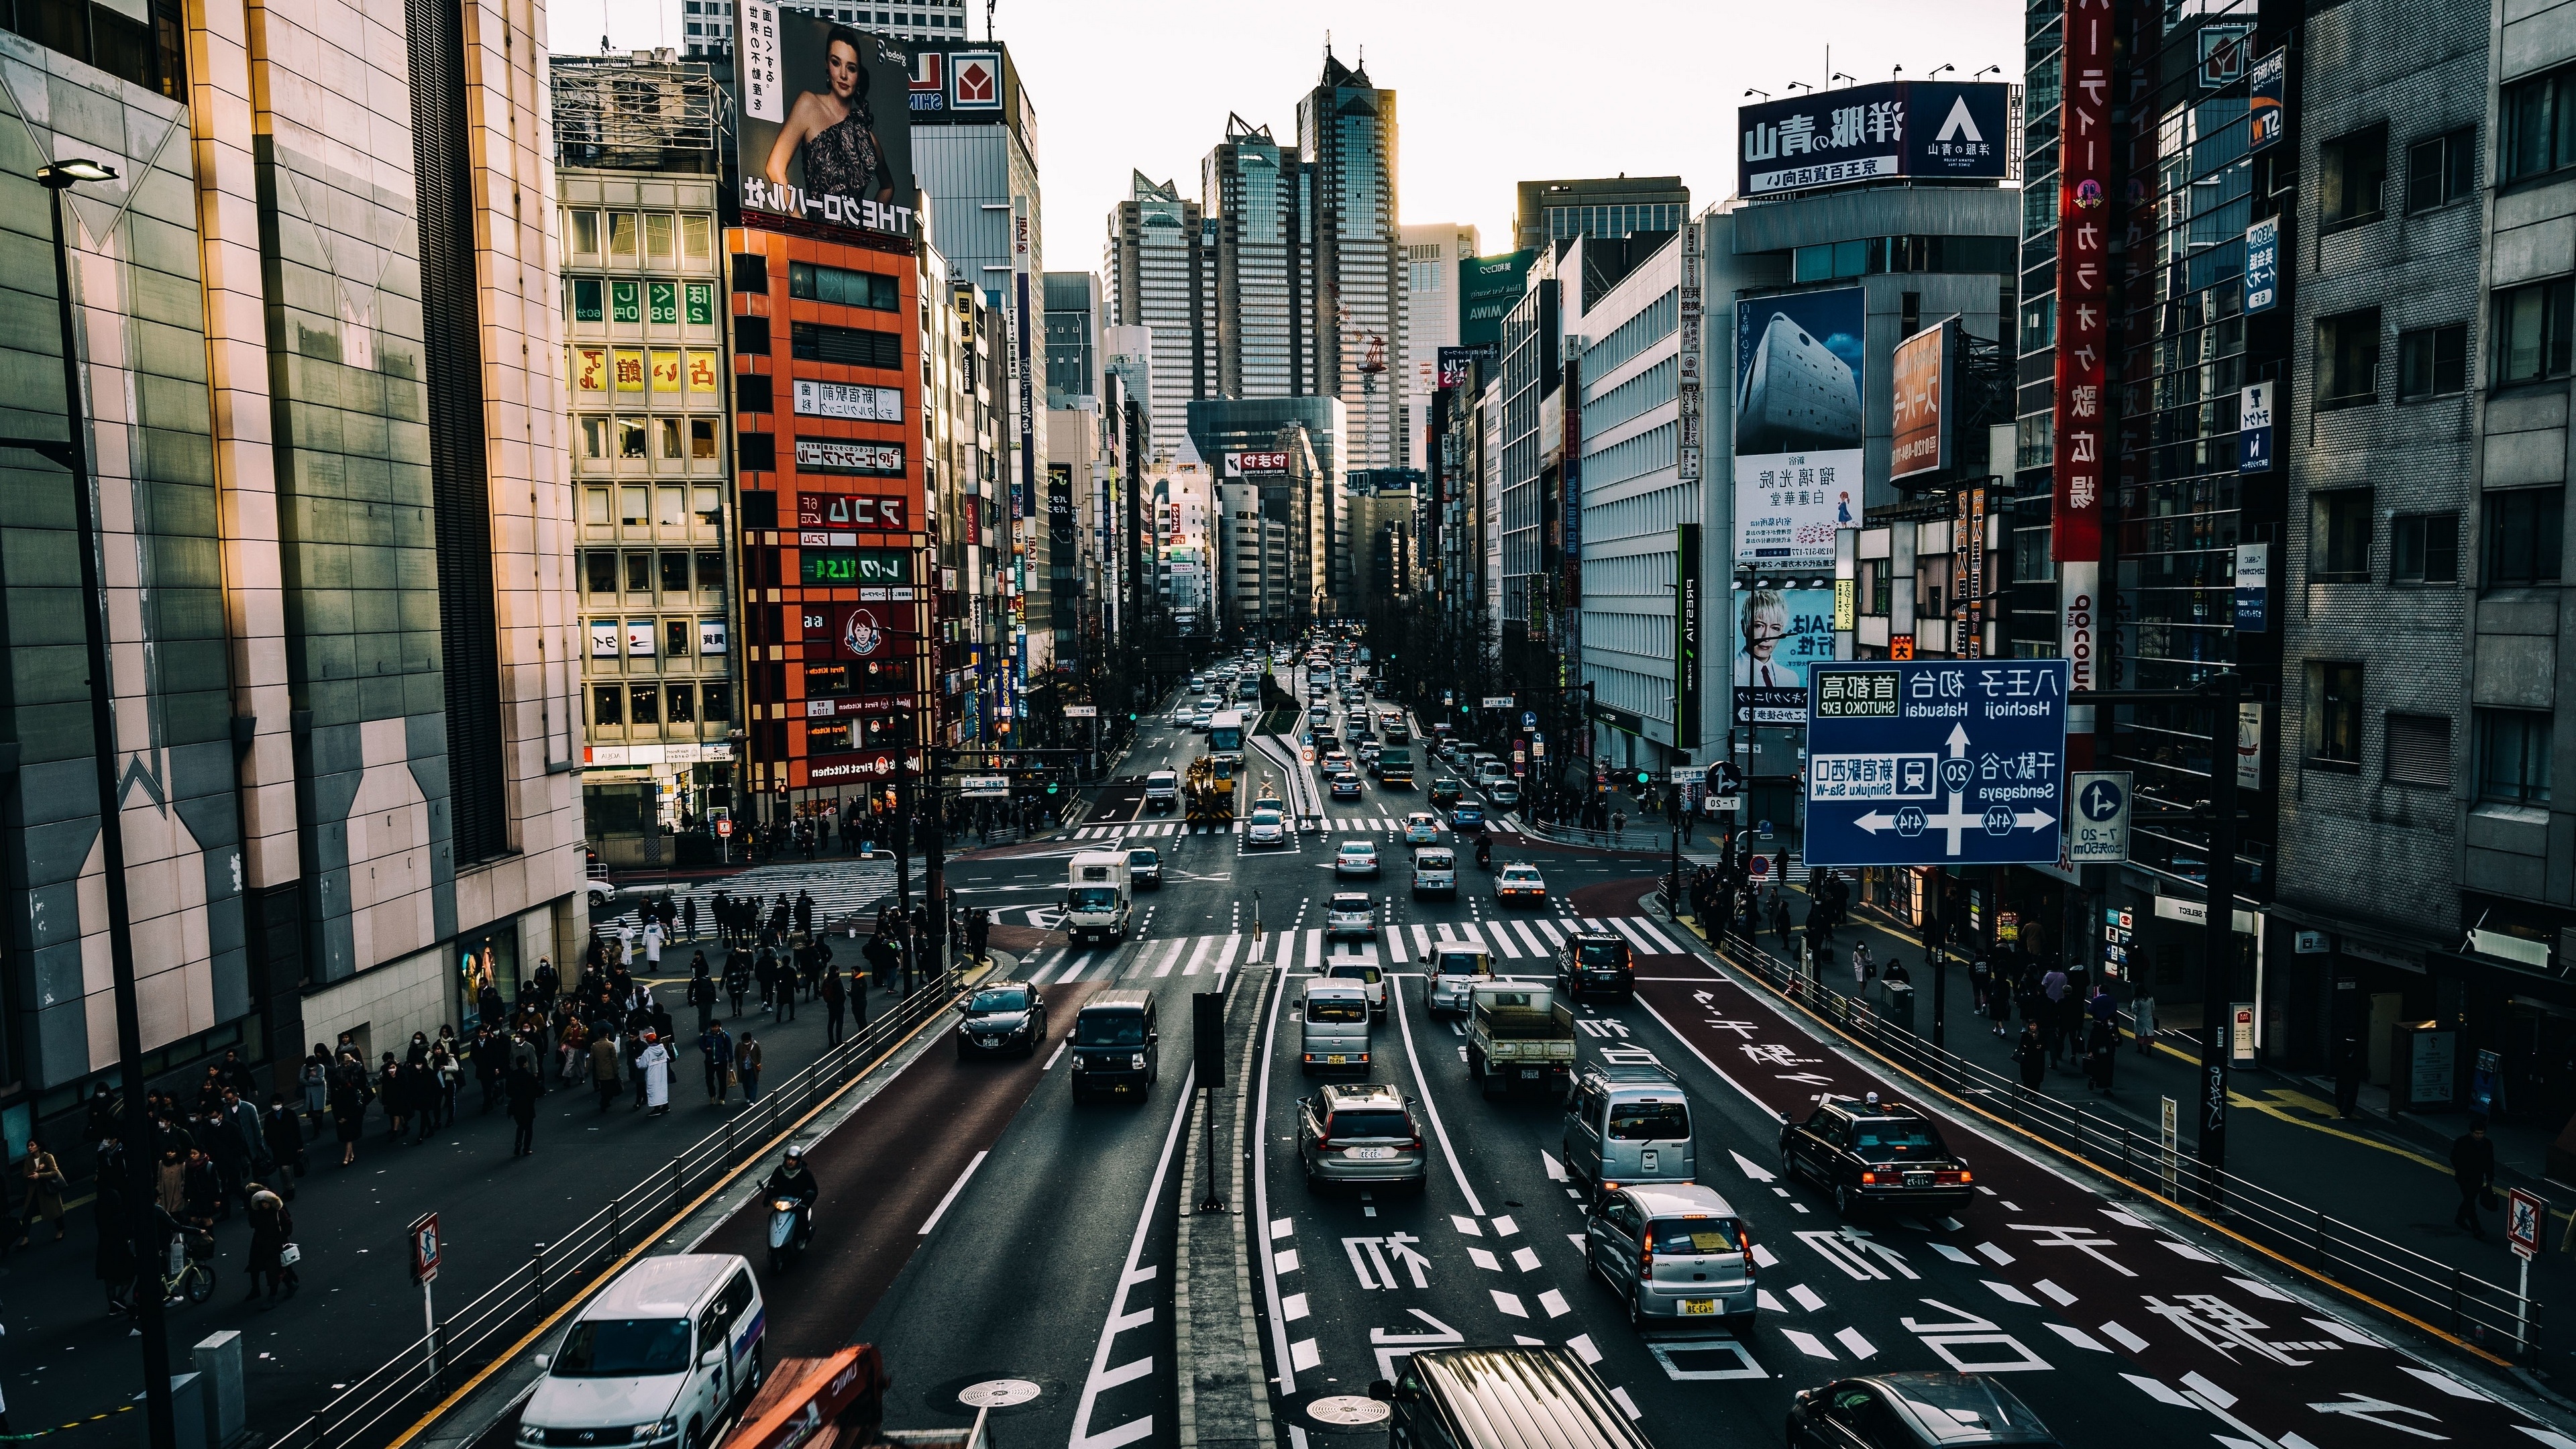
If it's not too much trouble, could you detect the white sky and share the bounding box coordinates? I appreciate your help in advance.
[597,0,2025,268]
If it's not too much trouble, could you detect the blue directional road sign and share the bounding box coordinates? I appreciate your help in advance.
[1805,661,2071,867]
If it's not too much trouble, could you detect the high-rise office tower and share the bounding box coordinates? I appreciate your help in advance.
[1105,172,1214,462]
[1401,222,1479,475]
[1299,51,1405,472]
[1203,113,1314,400]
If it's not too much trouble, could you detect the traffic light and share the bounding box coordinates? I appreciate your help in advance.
[1127,711,1138,722]
[1633,769,1651,789]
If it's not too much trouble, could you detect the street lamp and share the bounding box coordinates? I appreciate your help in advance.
[23,157,176,1449]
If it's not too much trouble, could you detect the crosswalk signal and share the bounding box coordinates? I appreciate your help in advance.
[1633,769,1651,788]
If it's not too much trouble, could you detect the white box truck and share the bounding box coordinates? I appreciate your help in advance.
[1065,849,1134,945]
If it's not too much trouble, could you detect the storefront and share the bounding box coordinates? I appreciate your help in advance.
[454,928,523,1032]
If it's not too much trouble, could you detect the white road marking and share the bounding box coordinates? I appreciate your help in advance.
[1281,1293,1309,1322]
[1788,1284,1826,1312]
[1290,1340,1321,1371]
[1468,1247,1500,1271]
[2124,1374,2193,1407]
[1543,1152,1569,1181]
[1781,1329,1836,1359]
[1568,1334,1601,1365]
[2159,1240,2218,1263]
[2045,1324,2110,1352]
[1451,1214,1481,1236]
[1730,1150,1776,1183]
[1975,1242,2016,1265]
[2226,1275,2294,1303]
[1538,1289,1571,1318]
[1181,937,1217,976]
[1491,1290,1529,1318]
[1043,1041,1068,1071]
[1752,1244,1780,1269]
[1275,1249,1299,1274]
[1068,1059,1193,1449]
[1390,965,1487,1216]
[1758,1290,1786,1313]
[1493,1214,1519,1237]
[1271,1217,1294,1239]
[917,1150,988,1236]
[1151,938,1189,977]
[2033,1279,2078,1306]
[1984,1280,2039,1306]
[1932,1243,1976,1265]
[1833,1328,1878,1359]
[1512,1246,1542,1273]
[2098,1320,2151,1353]
[1609,1387,1642,1421]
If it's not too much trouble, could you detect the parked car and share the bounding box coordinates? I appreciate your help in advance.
[1334,839,1381,877]
[1297,1083,1426,1192]
[1584,1182,1755,1329]
[1778,1097,1976,1217]
[1786,1373,2062,1449]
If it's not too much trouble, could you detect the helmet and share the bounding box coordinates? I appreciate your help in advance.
[784,1144,804,1163]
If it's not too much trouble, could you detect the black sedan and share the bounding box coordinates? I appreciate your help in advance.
[1778,1098,1974,1216]
[956,980,1048,1059]
[1788,1373,2059,1448]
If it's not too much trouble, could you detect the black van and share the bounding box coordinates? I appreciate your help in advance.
[1375,1346,1654,1449]
[1069,989,1159,1102]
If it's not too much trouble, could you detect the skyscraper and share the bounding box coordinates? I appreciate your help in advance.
[1106,172,1214,462]
[1203,113,1314,400]
[1401,221,1479,474]
[1299,51,1405,473]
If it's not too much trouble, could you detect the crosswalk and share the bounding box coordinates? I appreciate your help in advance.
[1068,815,1474,841]
[1006,914,1692,985]
[596,859,898,934]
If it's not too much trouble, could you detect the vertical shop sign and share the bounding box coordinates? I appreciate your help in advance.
[1675,523,1703,745]
[1954,486,1986,659]
[1678,224,1703,483]
[2052,0,2112,563]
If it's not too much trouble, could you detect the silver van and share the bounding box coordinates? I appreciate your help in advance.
[1299,977,1373,1075]
[1424,943,1491,1018]
[1562,1063,1696,1201]
[1583,1182,1756,1327]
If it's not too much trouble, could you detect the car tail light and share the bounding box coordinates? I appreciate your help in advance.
[1861,1171,1881,1185]
[1936,1169,1970,1185]
[1740,1230,1756,1277]
[1315,1138,1337,1153]
[1639,1244,1654,1278]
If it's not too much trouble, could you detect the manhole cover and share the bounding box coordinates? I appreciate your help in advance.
[959,1380,1042,1409]
[1309,1396,1391,1428]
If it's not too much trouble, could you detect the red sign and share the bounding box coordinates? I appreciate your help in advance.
[794,492,909,531]
[716,818,733,838]
[409,1213,440,1283]
[805,751,906,784]
[801,603,917,660]
[2051,0,2112,563]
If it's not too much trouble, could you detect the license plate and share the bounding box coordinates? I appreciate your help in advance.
[1904,1173,1931,1188]
[1519,1069,1538,1079]
[1346,1146,1395,1161]
[1328,1055,1348,1065]
[1680,1299,1717,1316]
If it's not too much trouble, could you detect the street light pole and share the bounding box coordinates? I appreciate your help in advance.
[2194,672,2244,1191]
[39,158,176,1449]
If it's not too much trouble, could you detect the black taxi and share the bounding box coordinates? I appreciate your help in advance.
[1554,931,1633,1002]
[1778,1097,1974,1216]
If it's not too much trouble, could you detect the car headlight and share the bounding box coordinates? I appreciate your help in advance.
[1130,1053,1148,1070]
[1071,1053,1087,1070]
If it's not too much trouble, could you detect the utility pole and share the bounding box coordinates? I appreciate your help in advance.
[2194,672,2244,1190]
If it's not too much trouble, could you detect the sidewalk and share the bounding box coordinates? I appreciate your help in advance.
[0,954,949,1449]
[1681,881,2576,1358]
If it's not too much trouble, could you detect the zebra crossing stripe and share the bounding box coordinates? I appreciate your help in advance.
[1510,918,1550,956]
[1604,919,1657,955]
[1410,924,1434,954]
[1182,936,1218,976]
[1629,916,1686,954]
[1022,947,1065,983]
[1149,937,1189,977]
[1483,922,1525,959]
[1213,933,1243,974]
[1385,926,1409,964]
[1303,928,1326,973]
[1532,918,1567,947]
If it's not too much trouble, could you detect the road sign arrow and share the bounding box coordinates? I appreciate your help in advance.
[1855,810,1899,834]
[2013,808,2057,830]
[1946,722,1970,758]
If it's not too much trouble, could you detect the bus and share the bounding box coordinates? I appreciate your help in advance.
[1207,709,1246,753]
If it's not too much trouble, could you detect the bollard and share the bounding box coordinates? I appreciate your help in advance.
[191,1332,246,1449]
[533,1241,549,1299]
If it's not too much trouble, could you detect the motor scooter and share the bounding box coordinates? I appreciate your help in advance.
[767,1193,815,1272]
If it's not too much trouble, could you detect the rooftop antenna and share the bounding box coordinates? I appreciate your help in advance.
[1892,63,1905,82]
[985,0,995,41]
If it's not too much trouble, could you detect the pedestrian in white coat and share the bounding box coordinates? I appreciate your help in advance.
[638,1032,672,1116]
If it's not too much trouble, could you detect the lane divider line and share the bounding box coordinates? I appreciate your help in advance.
[916,1149,989,1236]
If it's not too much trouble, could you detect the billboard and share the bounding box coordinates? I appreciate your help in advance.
[2053,0,2112,561]
[2249,47,2286,150]
[1733,586,1836,726]
[1733,286,1864,570]
[737,5,915,241]
[1458,250,1536,350]
[1437,343,1498,390]
[1737,81,2011,198]
[1889,318,1957,482]
[1224,450,1291,478]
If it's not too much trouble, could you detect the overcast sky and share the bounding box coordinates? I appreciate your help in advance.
[598,0,2025,268]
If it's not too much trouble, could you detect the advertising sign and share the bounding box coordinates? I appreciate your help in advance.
[796,437,906,476]
[2237,380,2273,475]
[956,773,1010,798]
[1678,223,1703,483]
[794,378,905,422]
[1803,660,2072,867]
[1676,523,1704,744]
[2229,1002,2258,1068]
[1737,81,2010,197]
[2245,217,2279,315]
[2233,542,2270,633]
[1889,319,1956,482]
[1436,343,1497,390]
[800,549,911,586]
[2248,47,2287,150]
[1457,250,1536,350]
[1047,466,1075,545]
[803,602,917,661]
[1480,696,1514,709]
[2068,770,2133,863]
[1733,586,1835,726]
[806,750,906,784]
[2053,0,2113,564]
[795,492,909,531]
[588,621,619,657]
[1224,450,1291,477]
[735,8,914,241]
[1735,287,1863,570]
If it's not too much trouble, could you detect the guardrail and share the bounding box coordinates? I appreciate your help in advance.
[268,967,969,1449]
[1697,922,2544,1366]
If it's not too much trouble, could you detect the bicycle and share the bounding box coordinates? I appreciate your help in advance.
[158,1230,217,1306]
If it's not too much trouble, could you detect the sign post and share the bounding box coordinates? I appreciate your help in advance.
[2068,770,2132,863]
[2509,1187,2545,1354]
[409,1212,441,1375]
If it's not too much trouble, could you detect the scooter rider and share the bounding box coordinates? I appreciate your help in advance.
[1474,836,1492,869]
[766,1144,818,1206]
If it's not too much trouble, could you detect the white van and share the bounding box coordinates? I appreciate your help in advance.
[1065,849,1134,944]
[523,1254,763,1449]
[1411,847,1456,898]
[1143,770,1179,812]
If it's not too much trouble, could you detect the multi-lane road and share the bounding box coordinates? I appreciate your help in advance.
[651,653,2565,1449]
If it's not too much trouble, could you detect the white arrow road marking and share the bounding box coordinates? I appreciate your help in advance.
[2302,1395,2445,1440]
[1730,1150,1776,1183]
[1368,1308,1463,1381]
[1834,1328,1878,1359]
[1543,1152,1569,1181]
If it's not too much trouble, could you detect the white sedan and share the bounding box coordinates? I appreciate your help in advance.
[1402,812,1442,845]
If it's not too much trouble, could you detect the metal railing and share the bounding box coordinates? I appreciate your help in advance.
[1697,921,2544,1366]
[268,967,968,1449]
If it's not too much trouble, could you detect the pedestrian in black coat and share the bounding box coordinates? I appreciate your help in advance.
[2453,1122,2498,1239]
[2011,1023,2048,1097]
[261,1095,305,1199]
[506,1064,541,1157]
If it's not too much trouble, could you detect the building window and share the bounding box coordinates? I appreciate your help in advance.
[2504,66,2576,182]
[682,214,714,264]
[2478,709,2554,805]
[568,210,600,258]
[696,551,726,590]
[2398,324,2467,400]
[629,685,660,727]
[787,261,900,310]
[731,252,767,293]
[657,417,683,460]
[619,487,648,529]
[702,682,733,722]
[617,419,647,460]
[790,320,903,370]
[570,277,603,323]
[2492,278,2576,385]
[591,684,623,726]
[2390,513,2459,584]
[2320,124,2388,227]
[584,551,616,594]
[666,684,696,723]
[663,620,690,657]
[2483,486,2565,587]
[607,212,639,262]
[584,487,610,525]
[2310,488,2373,580]
[645,213,676,266]
[2306,661,2365,769]
[735,316,770,356]
[2315,309,2381,407]
[580,417,609,459]
[2385,713,2452,788]
[2407,128,2477,213]
[624,553,651,592]
[659,552,690,594]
